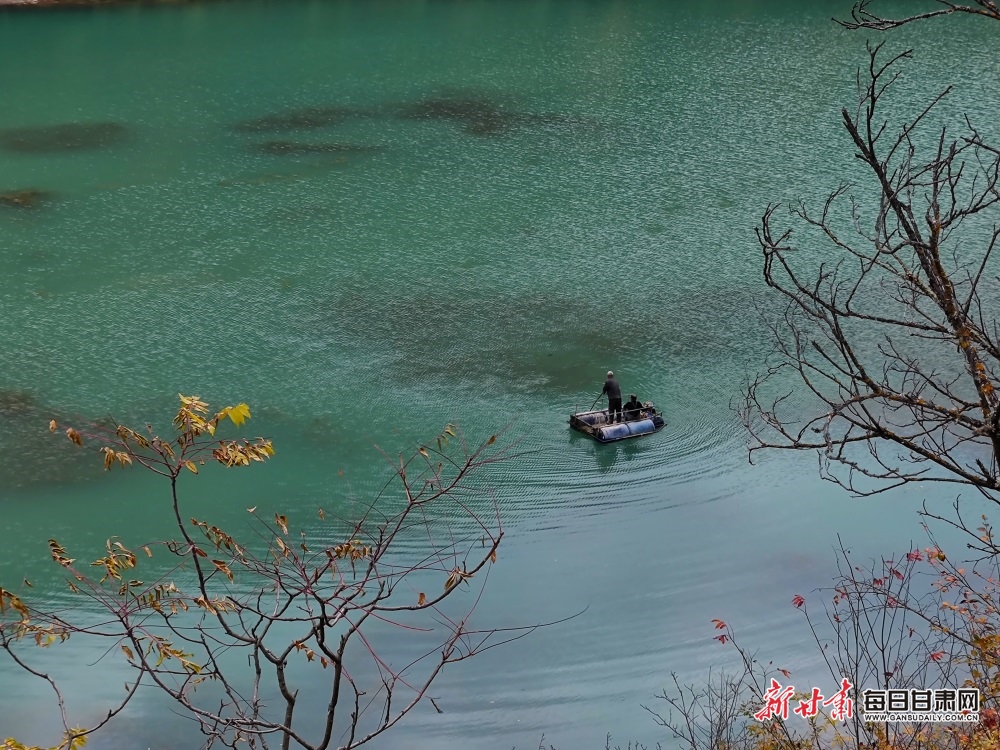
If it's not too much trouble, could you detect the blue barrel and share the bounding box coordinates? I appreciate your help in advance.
[597,423,631,441]
[629,418,656,434]
[597,418,656,441]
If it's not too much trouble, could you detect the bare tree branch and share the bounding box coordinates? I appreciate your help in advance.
[742,41,1000,504]
[0,399,548,750]
[838,0,1000,31]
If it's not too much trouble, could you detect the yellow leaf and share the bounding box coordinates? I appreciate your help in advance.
[488,434,496,445]
[418,592,427,606]
[212,559,234,582]
[49,419,57,433]
[67,729,88,750]
[419,447,429,458]
[48,539,75,567]
[228,403,251,427]
[444,567,470,591]
[490,550,497,563]
[66,428,83,447]
[184,461,198,474]
[275,514,288,535]
[121,645,134,661]
[180,658,202,675]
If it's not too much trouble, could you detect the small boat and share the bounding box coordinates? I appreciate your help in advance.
[569,404,665,443]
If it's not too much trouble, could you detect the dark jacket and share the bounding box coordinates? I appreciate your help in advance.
[623,397,642,418]
[602,377,621,401]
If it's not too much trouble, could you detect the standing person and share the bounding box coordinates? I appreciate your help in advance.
[602,370,622,424]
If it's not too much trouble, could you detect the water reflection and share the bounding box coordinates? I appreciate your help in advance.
[588,433,646,473]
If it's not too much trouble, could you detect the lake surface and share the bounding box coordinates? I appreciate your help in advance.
[1,1,998,747]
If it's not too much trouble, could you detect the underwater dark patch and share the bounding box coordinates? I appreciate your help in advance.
[300,278,775,401]
[0,388,36,414]
[0,392,102,489]
[232,106,375,133]
[253,141,386,156]
[233,94,600,141]
[517,112,603,130]
[394,93,603,137]
[0,189,53,209]
[0,122,127,153]
[303,288,645,397]
[395,95,518,136]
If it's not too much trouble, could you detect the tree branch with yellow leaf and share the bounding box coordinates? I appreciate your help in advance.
[2,395,544,750]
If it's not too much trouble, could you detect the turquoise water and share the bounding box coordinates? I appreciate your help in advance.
[1,1,998,747]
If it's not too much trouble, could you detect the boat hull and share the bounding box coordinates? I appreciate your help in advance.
[569,409,665,443]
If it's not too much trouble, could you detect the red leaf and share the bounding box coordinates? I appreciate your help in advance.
[981,708,998,730]
[929,651,945,662]
[714,634,727,644]
[890,568,903,580]
[906,549,923,562]
[792,594,805,608]
[711,619,727,630]
[778,668,791,678]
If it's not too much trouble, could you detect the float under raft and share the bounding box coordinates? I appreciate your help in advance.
[569,408,665,443]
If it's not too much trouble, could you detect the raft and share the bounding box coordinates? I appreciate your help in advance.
[569,406,665,443]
